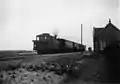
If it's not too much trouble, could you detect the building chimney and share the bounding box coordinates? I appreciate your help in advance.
[109,18,111,23]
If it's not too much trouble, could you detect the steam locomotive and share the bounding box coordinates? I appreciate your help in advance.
[32,33,85,54]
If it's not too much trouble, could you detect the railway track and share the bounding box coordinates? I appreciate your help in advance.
[0,52,83,61]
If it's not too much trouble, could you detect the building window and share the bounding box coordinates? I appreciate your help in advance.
[103,41,106,49]
[100,41,103,50]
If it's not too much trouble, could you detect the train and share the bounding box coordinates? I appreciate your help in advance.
[32,33,86,54]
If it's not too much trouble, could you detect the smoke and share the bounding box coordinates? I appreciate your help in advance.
[52,29,59,38]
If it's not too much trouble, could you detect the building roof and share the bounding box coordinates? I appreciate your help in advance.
[94,19,120,38]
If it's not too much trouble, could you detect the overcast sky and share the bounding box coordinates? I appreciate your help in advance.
[0,0,119,50]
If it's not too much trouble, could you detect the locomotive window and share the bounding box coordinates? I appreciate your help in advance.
[45,36,47,39]
[34,44,36,47]
[37,37,39,40]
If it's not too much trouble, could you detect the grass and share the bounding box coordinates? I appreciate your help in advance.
[0,50,34,58]
[0,50,34,70]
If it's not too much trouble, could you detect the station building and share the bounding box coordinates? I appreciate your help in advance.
[93,19,120,51]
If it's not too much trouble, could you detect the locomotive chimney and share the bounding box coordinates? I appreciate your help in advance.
[54,34,57,39]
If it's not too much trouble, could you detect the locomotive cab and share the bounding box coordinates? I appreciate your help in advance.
[33,33,50,53]
[33,33,59,54]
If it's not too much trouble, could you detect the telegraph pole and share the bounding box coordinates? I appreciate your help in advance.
[81,24,83,44]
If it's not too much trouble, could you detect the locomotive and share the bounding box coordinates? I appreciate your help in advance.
[32,33,85,54]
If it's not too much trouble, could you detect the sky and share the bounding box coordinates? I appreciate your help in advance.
[0,0,119,50]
